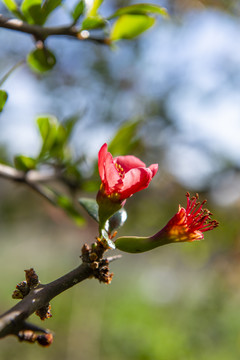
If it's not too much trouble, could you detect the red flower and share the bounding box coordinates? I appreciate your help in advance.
[157,192,219,243]
[98,143,158,201]
[115,192,219,253]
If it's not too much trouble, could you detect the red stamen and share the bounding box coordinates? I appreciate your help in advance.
[184,193,218,234]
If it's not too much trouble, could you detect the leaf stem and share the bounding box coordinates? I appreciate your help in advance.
[0,60,25,87]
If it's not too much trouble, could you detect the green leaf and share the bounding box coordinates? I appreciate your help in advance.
[108,3,168,19]
[81,15,105,30]
[57,195,85,226]
[37,115,58,158]
[81,0,105,30]
[2,0,26,20]
[71,0,85,22]
[62,115,79,139]
[78,197,99,222]
[0,90,8,112]
[14,155,36,171]
[21,0,46,24]
[108,119,142,156]
[110,14,155,41]
[36,115,67,160]
[87,0,103,17]
[42,0,62,19]
[107,208,127,233]
[2,0,18,12]
[37,116,51,141]
[21,0,62,24]
[27,48,56,72]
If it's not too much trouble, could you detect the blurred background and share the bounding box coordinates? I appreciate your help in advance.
[1,0,240,359]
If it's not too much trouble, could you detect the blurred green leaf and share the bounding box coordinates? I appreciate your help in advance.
[21,0,61,24]
[71,0,85,22]
[2,0,18,12]
[37,116,51,141]
[108,3,168,19]
[27,48,56,73]
[0,90,8,112]
[78,197,99,222]
[110,14,155,41]
[37,115,58,158]
[62,115,79,139]
[42,0,62,19]
[21,0,45,24]
[2,0,26,19]
[36,115,67,160]
[108,120,142,156]
[81,16,105,30]
[57,195,85,226]
[81,0,105,30]
[14,155,36,171]
[87,0,103,17]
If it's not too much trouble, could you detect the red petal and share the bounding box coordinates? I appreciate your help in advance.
[104,153,123,193]
[98,143,108,182]
[149,164,158,178]
[119,167,152,199]
[115,155,146,172]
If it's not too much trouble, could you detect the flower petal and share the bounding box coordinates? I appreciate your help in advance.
[149,164,158,178]
[119,167,152,199]
[115,155,146,172]
[98,143,108,182]
[104,152,123,193]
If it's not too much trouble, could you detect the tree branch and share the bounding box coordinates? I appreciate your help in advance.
[0,163,63,204]
[0,163,56,182]
[0,14,108,43]
[0,243,121,342]
[0,262,93,339]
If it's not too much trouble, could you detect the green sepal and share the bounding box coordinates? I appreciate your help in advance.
[101,229,116,250]
[96,190,122,233]
[78,197,127,234]
[115,235,169,253]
